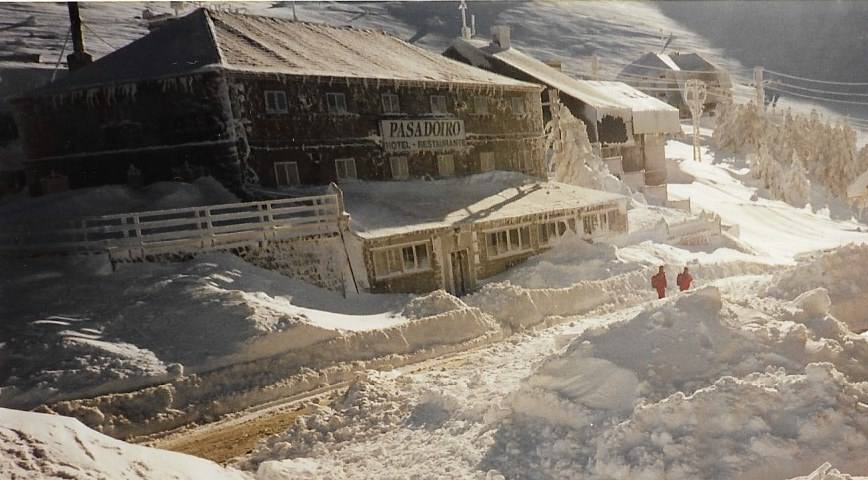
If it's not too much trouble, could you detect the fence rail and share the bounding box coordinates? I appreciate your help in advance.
[0,193,343,260]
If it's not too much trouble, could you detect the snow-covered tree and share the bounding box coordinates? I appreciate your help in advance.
[544,92,626,194]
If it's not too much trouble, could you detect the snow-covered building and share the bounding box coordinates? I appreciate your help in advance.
[617,52,732,116]
[340,172,628,295]
[444,29,680,187]
[847,169,868,210]
[11,9,546,196]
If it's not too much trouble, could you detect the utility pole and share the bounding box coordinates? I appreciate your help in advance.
[591,55,599,81]
[684,79,707,162]
[66,2,92,71]
[754,66,765,110]
[291,1,297,21]
[459,0,471,39]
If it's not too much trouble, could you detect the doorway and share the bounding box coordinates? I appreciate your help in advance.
[449,249,471,296]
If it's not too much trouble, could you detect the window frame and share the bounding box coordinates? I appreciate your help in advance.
[334,157,358,181]
[381,93,401,115]
[274,161,300,186]
[479,152,495,172]
[326,92,348,114]
[390,156,409,180]
[484,224,533,259]
[473,96,489,115]
[511,96,527,115]
[371,241,432,279]
[538,220,568,246]
[437,154,455,177]
[430,95,448,115]
[264,90,288,114]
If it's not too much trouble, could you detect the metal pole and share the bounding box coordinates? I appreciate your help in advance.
[754,66,764,110]
[66,2,92,71]
[684,79,707,162]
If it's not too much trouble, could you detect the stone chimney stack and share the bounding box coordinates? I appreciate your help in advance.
[66,2,93,71]
[491,25,511,50]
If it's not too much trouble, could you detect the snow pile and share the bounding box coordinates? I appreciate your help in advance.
[0,408,250,480]
[0,253,409,409]
[486,234,639,288]
[486,286,868,479]
[545,95,628,195]
[0,176,238,225]
[247,372,411,470]
[769,243,868,332]
[401,289,468,319]
[591,364,868,479]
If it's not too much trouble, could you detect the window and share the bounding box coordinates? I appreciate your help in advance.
[511,97,527,115]
[486,225,532,258]
[335,158,357,181]
[390,156,409,180]
[430,95,448,115]
[372,242,431,279]
[265,90,288,114]
[479,152,495,172]
[473,96,489,115]
[437,154,455,177]
[326,92,348,114]
[274,161,300,186]
[539,221,568,246]
[381,93,401,114]
[582,210,617,236]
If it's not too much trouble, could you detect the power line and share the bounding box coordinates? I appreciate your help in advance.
[765,81,868,97]
[82,22,116,50]
[767,85,868,106]
[765,68,868,86]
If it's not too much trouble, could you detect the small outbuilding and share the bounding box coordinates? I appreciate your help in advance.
[340,172,628,295]
[617,52,732,116]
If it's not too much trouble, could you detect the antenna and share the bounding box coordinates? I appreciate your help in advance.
[459,0,471,39]
[660,32,675,53]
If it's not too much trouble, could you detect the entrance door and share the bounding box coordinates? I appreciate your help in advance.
[449,249,471,296]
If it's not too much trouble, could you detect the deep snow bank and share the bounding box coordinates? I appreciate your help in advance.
[769,243,868,332]
[0,408,249,480]
[0,253,409,409]
[485,286,868,479]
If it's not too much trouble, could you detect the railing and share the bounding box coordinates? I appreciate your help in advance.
[0,193,342,260]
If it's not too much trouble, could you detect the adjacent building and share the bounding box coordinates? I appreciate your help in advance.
[340,173,628,295]
[617,52,732,115]
[11,9,546,196]
[444,29,681,187]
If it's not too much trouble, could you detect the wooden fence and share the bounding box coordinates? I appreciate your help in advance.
[0,193,343,260]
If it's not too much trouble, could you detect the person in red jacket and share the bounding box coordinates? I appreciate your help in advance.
[677,267,694,292]
[651,266,667,299]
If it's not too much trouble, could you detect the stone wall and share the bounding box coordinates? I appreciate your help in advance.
[238,233,351,293]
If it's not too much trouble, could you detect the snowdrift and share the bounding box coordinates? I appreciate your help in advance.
[769,243,868,332]
[486,286,868,479]
[0,408,249,480]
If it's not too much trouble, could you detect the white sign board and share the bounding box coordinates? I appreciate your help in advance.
[380,119,466,152]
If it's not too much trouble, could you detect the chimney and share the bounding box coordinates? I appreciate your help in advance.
[66,2,93,71]
[491,25,511,50]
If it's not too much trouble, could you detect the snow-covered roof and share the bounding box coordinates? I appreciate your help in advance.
[582,81,681,134]
[26,9,540,96]
[449,38,630,117]
[448,38,679,135]
[340,172,626,239]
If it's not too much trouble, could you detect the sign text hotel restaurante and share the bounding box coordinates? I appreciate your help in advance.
[380,119,467,152]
